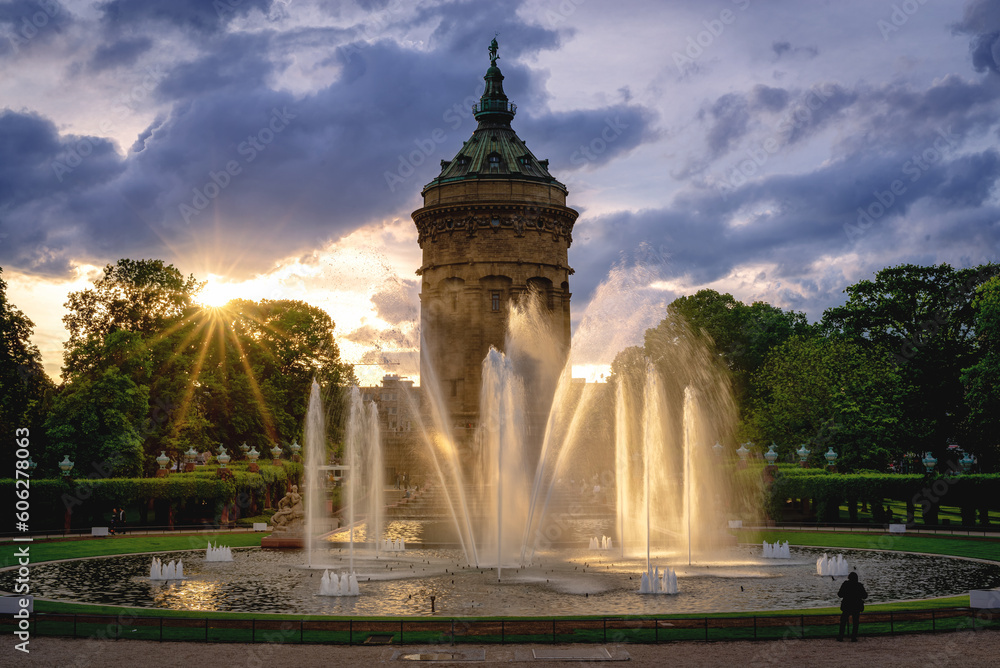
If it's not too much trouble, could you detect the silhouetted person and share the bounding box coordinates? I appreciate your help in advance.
[837,571,868,641]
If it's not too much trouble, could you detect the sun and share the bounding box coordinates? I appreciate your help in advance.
[195,276,237,308]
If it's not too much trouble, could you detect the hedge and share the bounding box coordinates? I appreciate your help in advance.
[1,461,305,531]
[767,471,1000,525]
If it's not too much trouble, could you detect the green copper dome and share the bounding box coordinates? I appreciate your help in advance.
[423,40,566,194]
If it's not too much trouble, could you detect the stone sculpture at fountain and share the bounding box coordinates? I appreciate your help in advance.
[271,485,305,530]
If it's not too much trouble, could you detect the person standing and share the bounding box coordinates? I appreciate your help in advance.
[837,571,868,641]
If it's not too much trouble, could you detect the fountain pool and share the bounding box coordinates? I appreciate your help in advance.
[6,542,1000,616]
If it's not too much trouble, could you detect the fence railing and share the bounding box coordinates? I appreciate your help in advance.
[2,608,997,645]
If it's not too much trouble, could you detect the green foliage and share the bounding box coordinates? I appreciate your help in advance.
[42,364,149,477]
[39,257,353,478]
[746,335,906,471]
[665,289,811,415]
[821,262,999,460]
[961,275,1000,464]
[0,266,55,475]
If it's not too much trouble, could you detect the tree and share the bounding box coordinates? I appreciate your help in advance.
[746,335,907,471]
[961,275,1000,467]
[48,259,355,476]
[193,299,355,452]
[0,267,54,474]
[62,259,201,379]
[42,358,149,478]
[821,263,999,460]
[664,289,811,416]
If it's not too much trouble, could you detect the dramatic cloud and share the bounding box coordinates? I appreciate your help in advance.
[0,1,656,280]
[2,0,1000,378]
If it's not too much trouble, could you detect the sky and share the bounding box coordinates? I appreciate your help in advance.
[2,0,999,386]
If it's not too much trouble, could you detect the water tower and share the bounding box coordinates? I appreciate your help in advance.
[412,39,579,449]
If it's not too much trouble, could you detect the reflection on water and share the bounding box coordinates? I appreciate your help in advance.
[3,542,999,617]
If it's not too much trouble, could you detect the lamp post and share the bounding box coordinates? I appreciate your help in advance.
[156,450,171,477]
[58,455,75,477]
[922,451,937,474]
[797,444,810,468]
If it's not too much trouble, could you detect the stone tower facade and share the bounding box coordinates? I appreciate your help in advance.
[412,41,579,437]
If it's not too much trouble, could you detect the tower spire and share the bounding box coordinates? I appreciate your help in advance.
[475,38,515,124]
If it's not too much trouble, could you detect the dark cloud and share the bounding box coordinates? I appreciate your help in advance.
[703,93,749,157]
[0,111,125,273]
[0,5,655,279]
[0,0,73,56]
[522,104,659,173]
[96,0,274,34]
[88,35,152,71]
[750,85,790,113]
[569,119,1000,319]
[954,0,1000,74]
[772,40,819,60]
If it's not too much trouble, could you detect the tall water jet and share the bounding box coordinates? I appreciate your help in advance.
[609,312,742,564]
[339,385,383,568]
[304,380,326,568]
[682,386,695,566]
[366,399,384,555]
[477,347,529,577]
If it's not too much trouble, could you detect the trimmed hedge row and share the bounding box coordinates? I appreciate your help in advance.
[767,471,1000,525]
[2,461,304,531]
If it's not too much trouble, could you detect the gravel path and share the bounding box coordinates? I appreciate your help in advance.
[8,631,999,667]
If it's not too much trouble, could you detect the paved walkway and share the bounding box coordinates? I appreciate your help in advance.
[12,632,1000,667]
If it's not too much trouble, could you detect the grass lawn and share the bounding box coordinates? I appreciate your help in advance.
[0,533,264,568]
[740,529,1000,562]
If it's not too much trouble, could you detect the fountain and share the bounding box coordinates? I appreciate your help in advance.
[817,553,850,576]
[382,539,405,552]
[301,380,383,577]
[205,542,233,562]
[639,565,679,595]
[589,536,613,550]
[149,557,184,580]
[318,570,360,597]
[763,541,791,559]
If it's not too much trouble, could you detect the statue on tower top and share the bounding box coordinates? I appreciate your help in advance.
[489,36,499,67]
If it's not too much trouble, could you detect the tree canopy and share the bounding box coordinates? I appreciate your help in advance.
[39,259,355,477]
[0,267,54,475]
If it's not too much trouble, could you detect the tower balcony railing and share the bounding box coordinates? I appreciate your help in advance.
[473,100,517,116]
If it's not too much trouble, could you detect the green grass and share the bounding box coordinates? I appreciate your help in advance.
[1,533,264,568]
[741,529,1000,562]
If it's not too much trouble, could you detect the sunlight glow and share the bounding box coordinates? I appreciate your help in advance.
[195,275,240,308]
